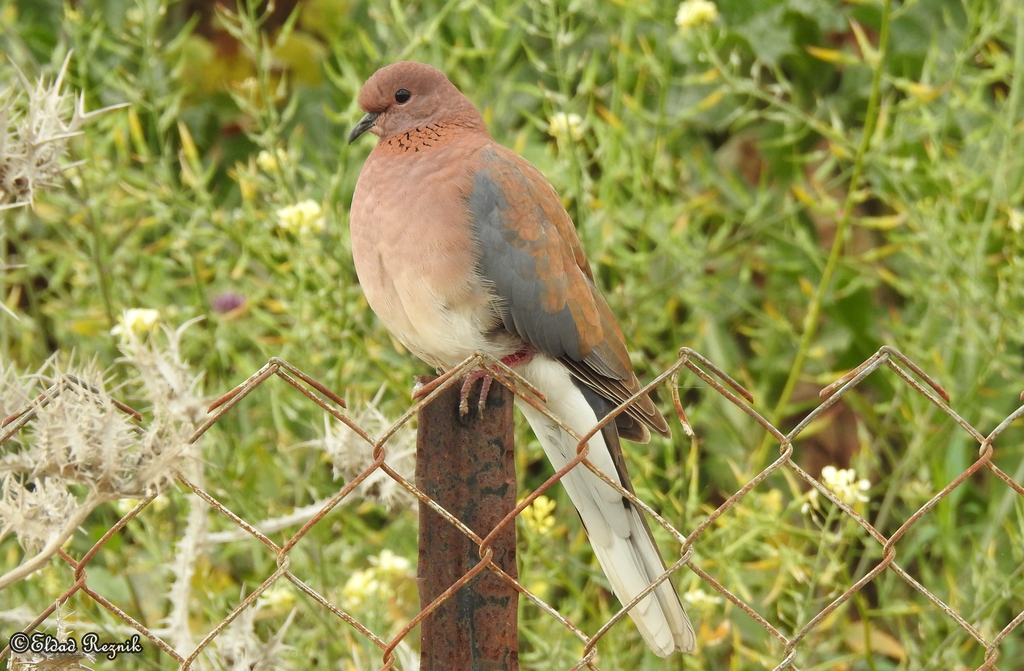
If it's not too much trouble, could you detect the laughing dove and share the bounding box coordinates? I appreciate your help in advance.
[348,61,695,656]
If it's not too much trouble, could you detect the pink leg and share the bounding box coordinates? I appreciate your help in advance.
[459,371,492,416]
[458,348,535,416]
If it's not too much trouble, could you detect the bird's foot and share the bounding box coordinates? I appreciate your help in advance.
[458,370,492,416]
[458,348,535,416]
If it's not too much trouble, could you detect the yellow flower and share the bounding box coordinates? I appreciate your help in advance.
[675,0,719,32]
[257,581,296,611]
[276,199,325,235]
[520,494,557,536]
[238,174,257,202]
[1009,208,1023,233]
[682,587,724,612]
[111,308,160,338]
[374,549,412,577]
[257,148,289,173]
[114,494,169,515]
[235,77,259,99]
[547,112,584,143]
[256,150,278,172]
[342,568,381,610]
[342,550,415,610]
[820,465,870,506]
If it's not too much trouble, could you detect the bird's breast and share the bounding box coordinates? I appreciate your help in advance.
[350,144,516,368]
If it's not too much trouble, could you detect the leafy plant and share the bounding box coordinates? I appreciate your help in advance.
[1,0,1022,668]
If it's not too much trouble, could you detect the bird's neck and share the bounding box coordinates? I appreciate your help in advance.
[377,118,489,155]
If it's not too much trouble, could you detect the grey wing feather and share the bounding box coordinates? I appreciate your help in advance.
[468,161,583,361]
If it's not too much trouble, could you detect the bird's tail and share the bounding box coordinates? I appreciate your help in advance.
[514,372,695,656]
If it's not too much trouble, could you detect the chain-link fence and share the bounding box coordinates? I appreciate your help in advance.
[2,346,1022,670]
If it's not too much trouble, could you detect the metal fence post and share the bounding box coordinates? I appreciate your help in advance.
[416,376,519,671]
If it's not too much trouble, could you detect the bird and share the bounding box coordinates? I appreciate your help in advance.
[347,61,696,656]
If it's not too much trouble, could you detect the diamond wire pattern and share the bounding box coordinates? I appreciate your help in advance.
[1,347,1022,670]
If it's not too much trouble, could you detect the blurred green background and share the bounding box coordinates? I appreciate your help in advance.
[2,0,1023,668]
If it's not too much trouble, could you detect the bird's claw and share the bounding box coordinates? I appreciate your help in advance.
[458,348,536,416]
[459,369,493,417]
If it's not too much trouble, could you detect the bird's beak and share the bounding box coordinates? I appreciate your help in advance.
[348,112,380,144]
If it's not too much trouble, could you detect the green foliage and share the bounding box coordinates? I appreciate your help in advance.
[2,0,1023,668]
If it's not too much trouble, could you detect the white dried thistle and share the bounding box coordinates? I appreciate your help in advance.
[117,316,207,433]
[0,322,206,589]
[6,600,95,671]
[1,356,34,425]
[0,475,78,555]
[307,386,416,511]
[0,362,147,582]
[0,52,127,210]
[116,318,209,652]
[25,367,145,493]
[206,594,296,671]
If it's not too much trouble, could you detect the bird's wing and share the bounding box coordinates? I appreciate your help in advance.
[467,144,670,441]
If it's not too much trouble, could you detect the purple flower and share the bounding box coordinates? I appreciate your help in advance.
[212,292,245,313]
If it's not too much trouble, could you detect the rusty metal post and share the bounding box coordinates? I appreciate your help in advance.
[416,376,519,671]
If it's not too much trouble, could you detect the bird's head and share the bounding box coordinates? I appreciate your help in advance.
[348,61,484,144]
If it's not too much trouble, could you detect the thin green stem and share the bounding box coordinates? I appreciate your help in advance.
[0,230,10,355]
[545,0,586,225]
[84,197,116,336]
[795,504,837,627]
[752,0,893,469]
[853,593,879,671]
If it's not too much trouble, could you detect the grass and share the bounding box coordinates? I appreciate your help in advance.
[2,0,1024,668]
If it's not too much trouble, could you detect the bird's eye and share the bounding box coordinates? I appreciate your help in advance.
[395,89,411,104]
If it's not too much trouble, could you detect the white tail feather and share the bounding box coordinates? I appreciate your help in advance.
[515,356,696,655]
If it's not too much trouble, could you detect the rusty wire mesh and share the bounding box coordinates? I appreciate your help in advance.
[1,346,1023,670]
